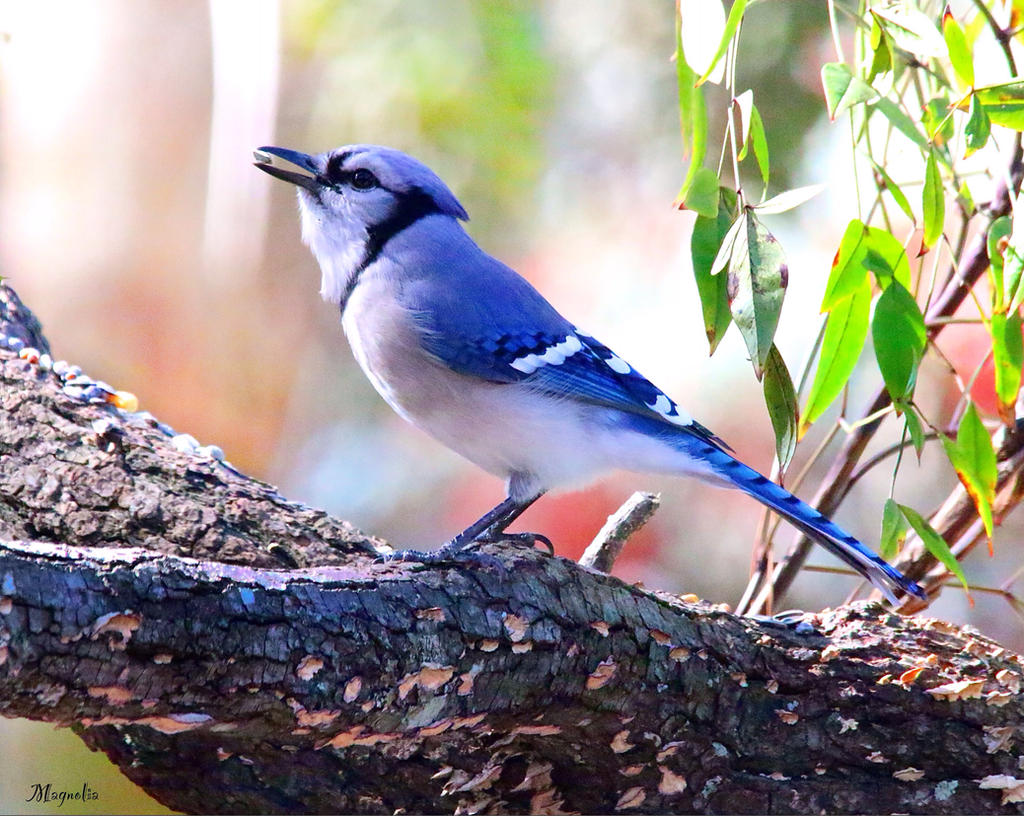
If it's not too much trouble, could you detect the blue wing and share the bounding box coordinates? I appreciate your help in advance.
[405,252,728,450]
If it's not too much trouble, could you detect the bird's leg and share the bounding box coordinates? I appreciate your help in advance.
[445,491,551,554]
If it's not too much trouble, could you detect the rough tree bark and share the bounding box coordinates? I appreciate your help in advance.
[1,282,1023,815]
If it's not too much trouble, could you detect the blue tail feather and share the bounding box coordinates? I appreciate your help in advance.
[654,423,927,603]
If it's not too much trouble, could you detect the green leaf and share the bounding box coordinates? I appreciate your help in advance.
[988,216,1012,312]
[726,210,788,379]
[735,89,753,159]
[941,402,997,540]
[872,281,927,404]
[1006,194,1024,313]
[899,504,969,591]
[821,62,878,120]
[679,0,727,83]
[872,161,915,222]
[880,498,909,561]
[867,19,893,83]
[904,405,926,459]
[871,6,946,59]
[822,221,910,311]
[748,103,769,189]
[942,9,974,88]
[691,188,737,355]
[965,94,992,157]
[683,167,720,218]
[800,276,871,435]
[675,5,708,204]
[872,97,930,148]
[710,212,745,277]
[922,149,945,252]
[956,181,975,216]
[696,0,747,86]
[762,344,798,473]
[973,81,1024,131]
[752,184,825,215]
[922,96,955,148]
[991,311,1024,424]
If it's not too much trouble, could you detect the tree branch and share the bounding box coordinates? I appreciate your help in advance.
[2,281,1024,814]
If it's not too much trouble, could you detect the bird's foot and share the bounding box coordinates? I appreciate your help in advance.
[376,545,507,573]
[747,609,819,635]
[465,530,554,555]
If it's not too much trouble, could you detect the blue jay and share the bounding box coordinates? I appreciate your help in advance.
[254,143,925,604]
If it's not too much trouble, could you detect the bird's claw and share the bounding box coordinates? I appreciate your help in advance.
[469,530,554,555]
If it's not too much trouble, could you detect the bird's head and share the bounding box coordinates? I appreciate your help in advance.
[254,144,468,304]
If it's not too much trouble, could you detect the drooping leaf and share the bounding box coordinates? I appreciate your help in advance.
[973,81,1024,131]
[922,149,945,252]
[991,311,1024,425]
[683,166,720,218]
[942,8,974,88]
[691,188,738,355]
[675,5,708,204]
[822,221,910,311]
[696,0,748,86]
[734,89,753,158]
[800,276,871,436]
[965,94,992,157]
[872,97,930,148]
[762,344,798,473]
[872,281,927,404]
[904,405,926,460]
[748,103,769,189]
[988,215,1012,312]
[710,211,745,278]
[1006,194,1024,313]
[821,62,878,120]
[880,498,909,560]
[941,402,997,541]
[868,18,893,83]
[679,0,727,84]
[726,210,788,379]
[872,5,947,59]
[752,184,825,215]
[872,161,915,222]
[899,504,970,591]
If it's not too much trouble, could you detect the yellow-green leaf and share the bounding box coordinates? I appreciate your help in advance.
[988,216,1012,312]
[696,0,747,86]
[873,97,930,148]
[899,504,969,591]
[872,281,927,404]
[991,311,1023,425]
[904,405,926,460]
[873,161,915,223]
[973,81,1024,131]
[872,6,946,59]
[683,167,720,218]
[942,8,974,88]
[675,4,709,203]
[880,498,909,560]
[821,63,878,120]
[762,344,798,473]
[748,103,769,189]
[922,149,945,251]
[941,402,997,540]
[801,276,871,436]
[823,221,910,311]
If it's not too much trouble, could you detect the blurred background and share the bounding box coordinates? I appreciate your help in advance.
[0,1,1020,812]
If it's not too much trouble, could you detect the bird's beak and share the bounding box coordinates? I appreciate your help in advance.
[253,146,320,193]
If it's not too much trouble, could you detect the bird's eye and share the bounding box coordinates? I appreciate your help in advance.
[350,169,379,190]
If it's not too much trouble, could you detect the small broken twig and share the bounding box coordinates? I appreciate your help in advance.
[579,491,660,572]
